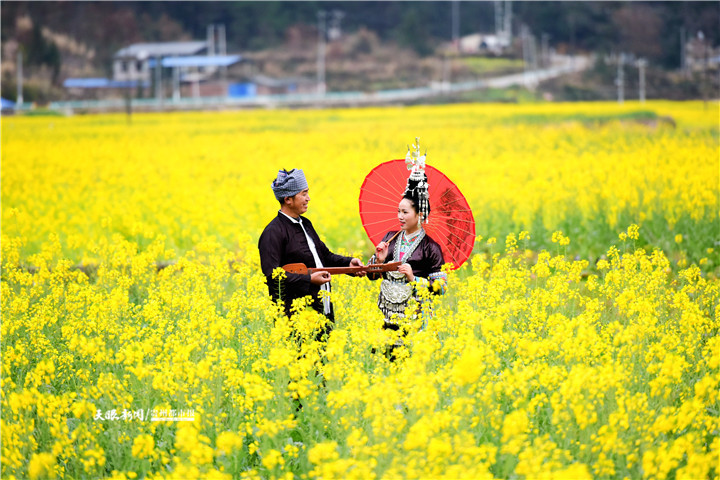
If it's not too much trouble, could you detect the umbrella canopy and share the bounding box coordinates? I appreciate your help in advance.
[359,159,475,269]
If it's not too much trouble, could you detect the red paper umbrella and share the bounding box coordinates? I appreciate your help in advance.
[359,159,475,269]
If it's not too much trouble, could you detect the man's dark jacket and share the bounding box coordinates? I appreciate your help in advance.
[258,212,353,317]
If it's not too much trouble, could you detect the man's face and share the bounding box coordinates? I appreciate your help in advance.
[285,189,310,216]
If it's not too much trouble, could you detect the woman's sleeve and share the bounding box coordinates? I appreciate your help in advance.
[424,241,447,295]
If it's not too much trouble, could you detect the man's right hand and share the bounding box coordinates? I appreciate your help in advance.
[310,270,331,285]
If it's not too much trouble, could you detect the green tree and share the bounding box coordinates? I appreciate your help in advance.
[25,23,61,84]
[398,8,432,57]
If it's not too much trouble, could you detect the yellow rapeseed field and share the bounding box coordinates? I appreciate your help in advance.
[1,101,718,479]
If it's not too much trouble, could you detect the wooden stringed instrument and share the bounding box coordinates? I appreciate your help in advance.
[283,230,405,276]
[282,261,401,276]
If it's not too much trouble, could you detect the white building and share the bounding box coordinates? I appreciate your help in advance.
[685,33,720,72]
[459,33,511,55]
[113,41,208,83]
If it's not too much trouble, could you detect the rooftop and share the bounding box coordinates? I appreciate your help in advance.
[157,55,243,68]
[114,42,207,59]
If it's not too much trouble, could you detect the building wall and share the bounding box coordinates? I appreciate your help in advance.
[113,59,150,82]
[686,39,720,71]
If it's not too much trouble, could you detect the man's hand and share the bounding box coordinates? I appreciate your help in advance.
[349,258,366,277]
[310,271,331,285]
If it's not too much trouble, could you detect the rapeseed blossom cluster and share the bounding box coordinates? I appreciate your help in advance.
[2,101,718,478]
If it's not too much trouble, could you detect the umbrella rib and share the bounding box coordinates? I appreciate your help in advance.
[363,163,407,198]
[437,197,468,209]
[430,215,475,226]
[361,168,403,197]
[433,209,474,215]
[360,182,399,201]
[360,198,401,208]
[429,222,475,251]
[362,218,399,227]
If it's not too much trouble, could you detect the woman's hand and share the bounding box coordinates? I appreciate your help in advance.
[375,241,389,263]
[397,264,414,282]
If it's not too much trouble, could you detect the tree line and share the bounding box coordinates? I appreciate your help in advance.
[2,1,718,82]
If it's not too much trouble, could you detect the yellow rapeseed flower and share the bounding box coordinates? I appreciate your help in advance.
[28,452,56,480]
[131,434,155,459]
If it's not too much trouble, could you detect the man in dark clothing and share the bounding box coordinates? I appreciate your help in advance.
[258,169,364,328]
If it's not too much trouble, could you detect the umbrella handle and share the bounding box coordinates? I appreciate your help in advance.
[388,229,402,244]
[370,230,402,265]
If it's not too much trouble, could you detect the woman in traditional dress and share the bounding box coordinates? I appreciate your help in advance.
[367,167,447,337]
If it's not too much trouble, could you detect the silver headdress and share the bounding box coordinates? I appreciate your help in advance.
[404,137,430,223]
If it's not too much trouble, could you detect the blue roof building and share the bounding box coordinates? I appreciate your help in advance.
[112,41,210,84]
[1,97,16,112]
[65,35,245,101]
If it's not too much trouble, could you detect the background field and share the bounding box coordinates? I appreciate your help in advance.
[2,101,718,479]
[2,101,718,268]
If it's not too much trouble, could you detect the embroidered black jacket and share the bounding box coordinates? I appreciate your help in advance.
[368,230,445,284]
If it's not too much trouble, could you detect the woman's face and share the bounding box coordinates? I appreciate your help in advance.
[398,198,421,233]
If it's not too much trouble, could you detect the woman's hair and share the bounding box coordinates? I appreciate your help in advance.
[402,175,431,219]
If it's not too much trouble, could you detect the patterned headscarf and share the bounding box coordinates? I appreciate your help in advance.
[271,169,308,201]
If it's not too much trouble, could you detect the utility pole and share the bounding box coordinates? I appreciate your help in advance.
[443,53,450,90]
[172,65,180,101]
[218,24,226,56]
[504,1,512,41]
[452,0,460,52]
[317,10,327,95]
[218,24,227,97]
[207,25,216,56]
[521,24,534,87]
[316,10,343,96]
[16,51,23,105]
[494,1,513,49]
[327,10,344,40]
[155,55,163,107]
[616,53,625,104]
[541,33,549,68]
[636,58,647,103]
[494,1,502,38]
[521,25,528,85]
[124,86,133,125]
[680,27,687,77]
[701,31,708,109]
[530,33,538,71]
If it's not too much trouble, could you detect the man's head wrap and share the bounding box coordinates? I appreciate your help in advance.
[271,169,308,201]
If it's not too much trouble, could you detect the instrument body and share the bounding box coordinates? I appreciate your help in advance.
[282,262,401,276]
